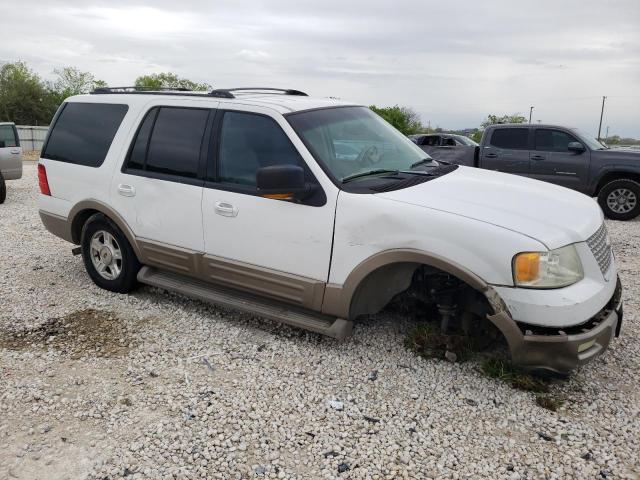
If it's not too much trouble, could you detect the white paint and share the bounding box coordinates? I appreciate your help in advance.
[38,92,617,329]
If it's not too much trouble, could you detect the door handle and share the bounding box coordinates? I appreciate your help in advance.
[117,184,136,197]
[10,148,20,154]
[484,153,497,158]
[214,201,238,217]
[531,155,545,161]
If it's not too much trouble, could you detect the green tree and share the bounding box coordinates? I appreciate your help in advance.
[369,105,423,135]
[51,67,107,97]
[0,61,57,125]
[480,113,527,128]
[470,129,483,143]
[134,72,211,91]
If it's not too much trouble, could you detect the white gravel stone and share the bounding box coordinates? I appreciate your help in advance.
[0,163,639,479]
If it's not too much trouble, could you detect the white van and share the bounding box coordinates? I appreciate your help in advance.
[38,87,622,374]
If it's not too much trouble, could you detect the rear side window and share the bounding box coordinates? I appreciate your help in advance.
[489,128,529,150]
[535,129,578,152]
[0,125,18,147]
[124,107,209,179]
[42,103,128,167]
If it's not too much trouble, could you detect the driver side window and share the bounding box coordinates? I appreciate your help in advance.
[535,129,578,152]
[218,112,304,186]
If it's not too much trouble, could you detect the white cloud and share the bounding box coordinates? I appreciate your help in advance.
[1,0,638,136]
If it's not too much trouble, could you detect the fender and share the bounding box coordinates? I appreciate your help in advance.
[321,248,488,319]
[67,199,143,259]
[588,165,640,196]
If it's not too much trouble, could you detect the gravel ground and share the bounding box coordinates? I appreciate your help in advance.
[1,163,639,480]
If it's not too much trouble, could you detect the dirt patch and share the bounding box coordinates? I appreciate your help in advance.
[0,309,133,358]
[21,150,40,161]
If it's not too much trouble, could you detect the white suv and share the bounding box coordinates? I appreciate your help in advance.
[38,87,622,374]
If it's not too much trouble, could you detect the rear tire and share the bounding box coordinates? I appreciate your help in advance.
[597,179,640,221]
[81,213,140,293]
[0,173,6,204]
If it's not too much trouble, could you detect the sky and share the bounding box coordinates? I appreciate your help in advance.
[2,0,639,137]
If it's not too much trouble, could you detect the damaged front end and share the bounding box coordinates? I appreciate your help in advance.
[486,278,623,375]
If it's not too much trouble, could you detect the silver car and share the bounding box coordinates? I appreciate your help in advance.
[0,122,23,203]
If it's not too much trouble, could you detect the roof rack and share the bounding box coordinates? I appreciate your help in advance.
[91,86,309,99]
[209,88,308,99]
[92,86,194,94]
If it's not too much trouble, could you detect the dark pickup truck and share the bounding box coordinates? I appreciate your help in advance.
[412,124,640,220]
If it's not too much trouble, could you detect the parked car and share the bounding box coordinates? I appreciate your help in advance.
[416,123,640,221]
[410,133,478,165]
[0,122,23,203]
[410,133,478,147]
[38,87,622,374]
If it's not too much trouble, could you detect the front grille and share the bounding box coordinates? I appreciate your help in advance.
[587,223,613,275]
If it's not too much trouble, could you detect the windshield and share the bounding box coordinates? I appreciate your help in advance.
[454,135,478,146]
[572,128,608,150]
[287,106,436,182]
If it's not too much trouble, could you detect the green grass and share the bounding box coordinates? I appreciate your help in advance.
[481,358,550,393]
[405,323,480,362]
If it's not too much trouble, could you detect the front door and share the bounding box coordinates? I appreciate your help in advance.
[201,106,337,310]
[481,127,531,175]
[110,103,215,271]
[529,128,590,193]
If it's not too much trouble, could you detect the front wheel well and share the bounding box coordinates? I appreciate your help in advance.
[594,172,640,196]
[349,262,495,322]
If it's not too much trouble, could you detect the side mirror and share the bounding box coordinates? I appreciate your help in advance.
[0,140,5,148]
[257,165,309,200]
[568,142,585,153]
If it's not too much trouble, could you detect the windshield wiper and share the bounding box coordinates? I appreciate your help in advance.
[341,169,399,183]
[409,158,435,169]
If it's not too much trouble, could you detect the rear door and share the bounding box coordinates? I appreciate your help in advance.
[110,103,216,262]
[0,124,22,180]
[529,128,590,192]
[480,127,531,175]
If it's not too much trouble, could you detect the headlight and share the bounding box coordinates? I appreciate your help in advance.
[513,244,583,288]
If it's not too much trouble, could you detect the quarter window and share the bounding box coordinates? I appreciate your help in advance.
[535,129,578,152]
[217,111,303,186]
[42,103,128,167]
[0,125,18,147]
[489,128,529,150]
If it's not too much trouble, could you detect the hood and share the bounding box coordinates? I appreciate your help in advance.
[376,166,602,250]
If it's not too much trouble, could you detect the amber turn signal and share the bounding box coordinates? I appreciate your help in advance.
[514,252,540,283]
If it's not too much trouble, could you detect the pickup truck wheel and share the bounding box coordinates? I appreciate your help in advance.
[81,213,140,293]
[0,173,6,204]
[598,179,640,221]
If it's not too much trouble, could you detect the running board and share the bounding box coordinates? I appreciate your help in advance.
[137,266,352,340]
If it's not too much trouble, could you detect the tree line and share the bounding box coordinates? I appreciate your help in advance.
[0,61,210,125]
[1,61,636,145]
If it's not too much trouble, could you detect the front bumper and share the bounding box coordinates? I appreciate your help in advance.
[487,278,622,374]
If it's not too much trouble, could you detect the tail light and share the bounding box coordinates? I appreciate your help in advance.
[38,163,51,196]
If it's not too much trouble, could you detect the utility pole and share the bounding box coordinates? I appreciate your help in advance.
[529,106,534,124]
[605,126,610,142]
[597,96,606,141]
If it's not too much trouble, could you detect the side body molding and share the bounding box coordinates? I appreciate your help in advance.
[322,248,488,319]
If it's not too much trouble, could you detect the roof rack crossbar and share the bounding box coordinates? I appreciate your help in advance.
[209,87,308,99]
[91,86,194,94]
